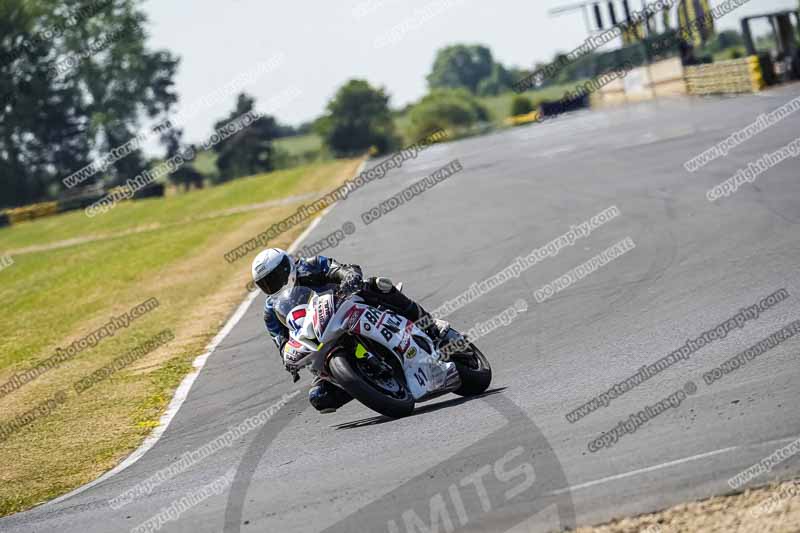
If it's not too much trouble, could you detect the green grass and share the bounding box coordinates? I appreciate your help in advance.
[192,149,218,176]
[0,157,362,516]
[0,214,244,370]
[160,135,324,184]
[275,133,323,155]
[477,81,592,123]
[0,158,361,367]
[393,82,591,142]
[712,46,747,62]
[0,161,340,251]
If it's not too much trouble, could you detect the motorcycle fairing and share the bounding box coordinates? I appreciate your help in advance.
[324,299,454,400]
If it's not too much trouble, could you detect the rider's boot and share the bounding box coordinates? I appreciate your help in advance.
[419,312,450,346]
[309,376,353,414]
[367,277,450,345]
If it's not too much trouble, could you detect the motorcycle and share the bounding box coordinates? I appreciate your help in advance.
[274,283,492,418]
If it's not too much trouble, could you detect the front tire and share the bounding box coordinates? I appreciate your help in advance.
[450,341,492,396]
[329,353,414,418]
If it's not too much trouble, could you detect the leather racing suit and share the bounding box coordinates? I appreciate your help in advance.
[263,255,434,412]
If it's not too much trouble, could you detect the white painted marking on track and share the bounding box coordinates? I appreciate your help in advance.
[44,162,366,507]
[550,446,737,495]
[548,434,800,496]
[527,145,575,159]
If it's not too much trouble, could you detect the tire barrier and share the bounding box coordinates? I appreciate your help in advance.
[132,182,165,199]
[685,55,766,95]
[505,109,542,126]
[4,201,59,224]
[1,182,165,227]
[540,94,590,118]
[504,94,590,127]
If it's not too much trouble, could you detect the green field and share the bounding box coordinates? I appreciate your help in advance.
[394,82,591,142]
[275,133,323,154]
[191,149,218,176]
[478,81,591,122]
[0,157,362,516]
[264,84,594,157]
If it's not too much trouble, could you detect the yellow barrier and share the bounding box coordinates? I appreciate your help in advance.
[4,201,59,224]
[685,56,764,95]
[748,55,765,92]
[505,110,542,126]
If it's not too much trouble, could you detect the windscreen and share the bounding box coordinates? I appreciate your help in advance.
[272,285,315,328]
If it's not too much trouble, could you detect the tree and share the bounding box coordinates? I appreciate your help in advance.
[0,0,90,207]
[407,89,489,140]
[211,93,278,182]
[427,44,494,94]
[0,0,179,207]
[317,79,398,156]
[704,29,744,55]
[477,63,515,96]
[160,128,203,191]
[510,95,533,116]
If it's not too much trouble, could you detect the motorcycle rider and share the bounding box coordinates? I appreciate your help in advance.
[251,248,450,413]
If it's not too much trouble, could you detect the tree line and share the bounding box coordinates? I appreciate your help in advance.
[0,0,750,209]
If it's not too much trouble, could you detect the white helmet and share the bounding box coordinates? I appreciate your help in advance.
[251,248,296,295]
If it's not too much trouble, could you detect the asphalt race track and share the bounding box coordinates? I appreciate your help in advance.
[3,84,800,532]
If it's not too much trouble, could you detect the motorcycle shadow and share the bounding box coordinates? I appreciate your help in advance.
[332,387,507,430]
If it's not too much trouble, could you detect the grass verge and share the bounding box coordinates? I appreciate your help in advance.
[0,157,362,516]
[576,478,800,533]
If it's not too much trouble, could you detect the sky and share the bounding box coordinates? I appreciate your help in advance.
[141,0,797,146]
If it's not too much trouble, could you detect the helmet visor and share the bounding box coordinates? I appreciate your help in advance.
[255,255,292,295]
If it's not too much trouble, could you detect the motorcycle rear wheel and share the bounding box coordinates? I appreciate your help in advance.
[329,352,415,418]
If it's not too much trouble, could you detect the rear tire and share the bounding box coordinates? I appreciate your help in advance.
[450,342,492,396]
[329,353,414,418]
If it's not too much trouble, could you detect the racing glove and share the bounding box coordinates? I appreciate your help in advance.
[337,270,364,298]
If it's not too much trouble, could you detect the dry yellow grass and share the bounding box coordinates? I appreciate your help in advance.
[576,479,800,533]
[0,158,362,515]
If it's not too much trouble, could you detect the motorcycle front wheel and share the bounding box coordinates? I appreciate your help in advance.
[449,341,492,396]
[329,351,415,418]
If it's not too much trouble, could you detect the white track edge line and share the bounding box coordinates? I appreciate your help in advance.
[44,161,365,507]
[549,446,739,496]
[554,432,800,495]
